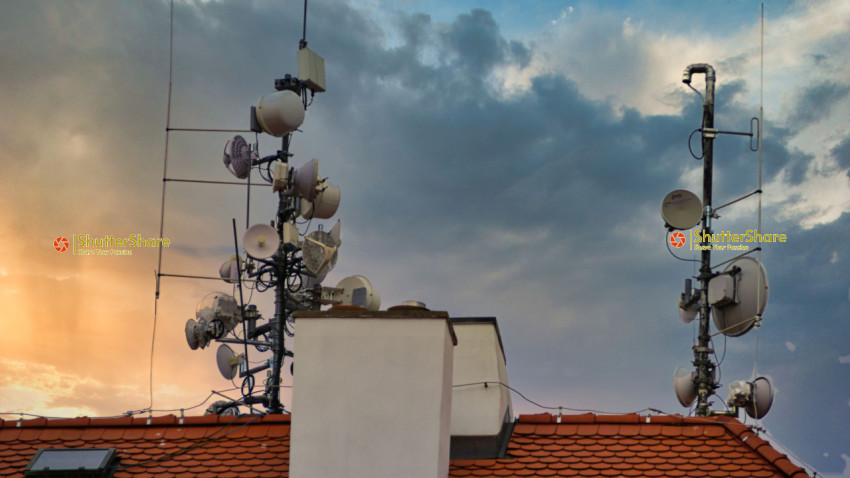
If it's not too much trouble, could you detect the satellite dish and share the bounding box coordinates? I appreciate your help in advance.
[185,319,200,350]
[673,367,697,407]
[747,377,774,419]
[218,255,243,283]
[243,224,280,260]
[194,317,211,349]
[300,183,340,219]
[711,257,769,337]
[216,344,244,380]
[222,135,256,179]
[292,158,320,200]
[679,304,698,323]
[727,377,774,419]
[255,89,305,137]
[335,275,381,311]
[302,228,339,275]
[661,189,702,230]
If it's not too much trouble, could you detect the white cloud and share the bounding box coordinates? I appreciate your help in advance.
[785,341,797,352]
[839,355,850,364]
[517,0,850,231]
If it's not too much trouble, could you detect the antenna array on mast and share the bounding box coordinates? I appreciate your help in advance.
[665,56,774,419]
[155,0,382,416]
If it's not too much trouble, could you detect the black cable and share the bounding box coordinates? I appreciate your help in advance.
[688,128,704,160]
[666,230,700,263]
[115,412,266,470]
[452,381,649,416]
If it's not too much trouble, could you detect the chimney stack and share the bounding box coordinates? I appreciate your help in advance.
[290,307,457,478]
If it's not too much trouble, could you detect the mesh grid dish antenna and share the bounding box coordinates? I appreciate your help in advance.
[661,189,702,230]
[243,224,280,260]
[301,221,340,275]
[223,135,257,179]
[710,257,769,337]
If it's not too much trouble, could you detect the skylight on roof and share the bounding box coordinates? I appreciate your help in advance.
[24,448,118,478]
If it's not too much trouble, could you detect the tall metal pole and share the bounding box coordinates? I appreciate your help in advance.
[683,63,717,416]
[268,136,293,414]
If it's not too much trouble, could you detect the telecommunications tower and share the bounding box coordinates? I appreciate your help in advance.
[157,2,381,415]
[664,63,774,419]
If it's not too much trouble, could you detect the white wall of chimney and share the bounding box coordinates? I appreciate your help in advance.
[450,320,512,437]
[290,311,455,478]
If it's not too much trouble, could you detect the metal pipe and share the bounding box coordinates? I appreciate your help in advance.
[683,63,717,417]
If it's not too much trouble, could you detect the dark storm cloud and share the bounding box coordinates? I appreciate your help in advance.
[5,1,844,473]
[787,80,850,128]
[831,136,850,173]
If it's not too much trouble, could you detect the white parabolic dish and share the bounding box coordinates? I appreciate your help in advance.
[216,344,242,380]
[243,224,280,260]
[711,257,769,337]
[661,189,702,230]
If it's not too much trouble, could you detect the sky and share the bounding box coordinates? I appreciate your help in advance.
[0,0,848,475]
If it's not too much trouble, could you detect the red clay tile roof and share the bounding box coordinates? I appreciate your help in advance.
[450,413,809,478]
[0,412,808,477]
[0,414,291,477]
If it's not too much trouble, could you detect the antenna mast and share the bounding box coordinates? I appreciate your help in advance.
[668,57,774,419]
[682,64,717,416]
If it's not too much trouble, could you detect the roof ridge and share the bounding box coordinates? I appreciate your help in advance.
[0,413,291,429]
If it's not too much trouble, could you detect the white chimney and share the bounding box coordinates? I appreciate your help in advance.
[449,317,513,459]
[290,307,457,478]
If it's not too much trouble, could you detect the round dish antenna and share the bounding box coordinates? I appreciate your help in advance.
[243,224,280,260]
[222,135,256,179]
[185,319,201,350]
[661,189,702,230]
[710,257,769,337]
[292,158,320,200]
[673,367,697,407]
[335,275,381,311]
[218,255,244,283]
[727,377,774,419]
[255,89,305,137]
[300,183,340,219]
[216,344,245,380]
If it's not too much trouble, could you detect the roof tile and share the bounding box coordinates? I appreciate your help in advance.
[0,412,808,478]
[520,413,554,424]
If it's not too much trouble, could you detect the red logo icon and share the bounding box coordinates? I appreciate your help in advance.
[54,237,69,252]
[669,231,686,248]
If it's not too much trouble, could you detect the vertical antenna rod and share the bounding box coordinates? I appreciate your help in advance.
[300,0,308,49]
[682,63,717,416]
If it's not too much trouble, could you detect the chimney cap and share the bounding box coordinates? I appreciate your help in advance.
[388,300,428,311]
